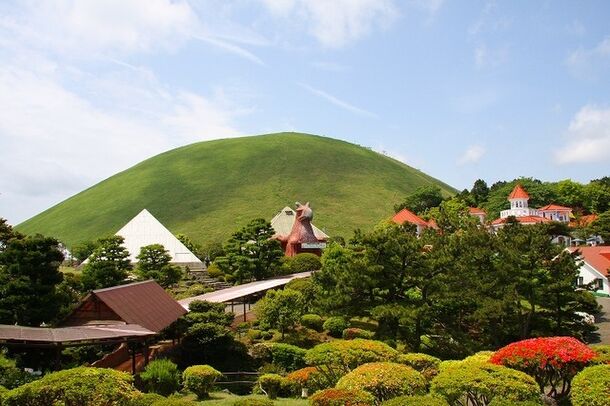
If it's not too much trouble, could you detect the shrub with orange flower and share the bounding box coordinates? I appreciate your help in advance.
[490,336,595,401]
[310,388,375,406]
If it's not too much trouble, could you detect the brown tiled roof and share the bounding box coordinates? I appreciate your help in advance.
[91,280,186,333]
[0,324,155,345]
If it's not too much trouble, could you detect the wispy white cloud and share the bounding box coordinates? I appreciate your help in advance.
[458,145,486,165]
[554,105,610,164]
[298,82,377,118]
[566,37,610,80]
[191,34,265,65]
[261,0,398,48]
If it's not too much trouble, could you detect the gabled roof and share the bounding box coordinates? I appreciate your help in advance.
[508,184,530,200]
[392,209,429,227]
[491,215,551,226]
[0,324,154,346]
[270,206,329,239]
[469,207,486,215]
[539,204,572,211]
[568,246,610,277]
[116,209,201,263]
[64,280,186,332]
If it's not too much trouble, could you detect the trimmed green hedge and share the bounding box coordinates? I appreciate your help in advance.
[571,364,610,406]
[301,314,324,331]
[431,360,539,405]
[336,362,426,402]
[183,365,222,399]
[398,353,441,381]
[310,388,375,406]
[139,359,181,396]
[268,343,307,371]
[257,374,284,399]
[232,397,275,406]
[323,317,349,338]
[2,367,138,406]
[382,395,449,406]
[342,328,374,340]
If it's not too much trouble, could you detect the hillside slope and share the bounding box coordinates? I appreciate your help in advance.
[17,133,455,248]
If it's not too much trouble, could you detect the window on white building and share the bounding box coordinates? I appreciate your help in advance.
[594,278,603,291]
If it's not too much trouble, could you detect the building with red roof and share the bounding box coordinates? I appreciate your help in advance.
[568,246,610,295]
[392,208,435,235]
[468,207,487,224]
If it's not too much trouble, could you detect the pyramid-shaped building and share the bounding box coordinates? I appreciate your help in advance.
[115,209,202,266]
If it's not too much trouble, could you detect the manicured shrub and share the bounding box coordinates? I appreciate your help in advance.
[150,399,196,406]
[570,364,610,406]
[260,331,273,340]
[257,373,284,399]
[305,339,399,383]
[247,329,263,340]
[2,367,138,406]
[431,360,540,406]
[463,351,494,364]
[382,394,449,406]
[398,353,442,381]
[250,343,272,364]
[591,344,610,364]
[301,314,324,331]
[490,336,595,401]
[310,388,375,406]
[128,392,166,406]
[207,263,223,278]
[232,397,275,406]
[342,328,374,340]
[286,366,330,397]
[487,400,542,406]
[323,317,349,338]
[182,365,222,399]
[139,359,181,396]
[336,362,426,402]
[268,343,307,371]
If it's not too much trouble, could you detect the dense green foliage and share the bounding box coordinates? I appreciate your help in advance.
[430,360,540,406]
[300,314,323,331]
[0,227,65,326]
[336,362,426,402]
[342,328,374,340]
[0,354,31,389]
[395,186,444,214]
[322,317,349,338]
[255,289,304,338]
[310,388,375,406]
[257,373,284,399]
[382,395,449,406]
[281,253,322,275]
[136,244,182,287]
[305,339,399,383]
[398,353,441,381]
[266,343,307,371]
[2,367,138,406]
[128,392,167,406]
[232,397,275,406]
[216,219,284,282]
[16,133,455,247]
[313,220,598,358]
[81,235,132,289]
[139,359,181,396]
[182,365,222,399]
[570,364,610,406]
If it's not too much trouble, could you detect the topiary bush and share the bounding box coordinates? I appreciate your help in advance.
[590,344,610,365]
[570,364,610,406]
[150,399,196,406]
[490,336,596,402]
[232,397,275,406]
[139,359,182,396]
[128,392,167,406]
[286,366,331,397]
[182,365,222,399]
[267,343,307,371]
[305,339,399,383]
[323,317,349,338]
[431,359,540,406]
[301,314,324,331]
[0,353,31,389]
[382,394,449,406]
[342,328,374,340]
[2,367,139,406]
[398,353,442,381]
[310,388,375,406]
[257,373,284,399]
[487,400,542,406]
[336,362,426,402]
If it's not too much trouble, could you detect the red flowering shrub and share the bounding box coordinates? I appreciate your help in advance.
[336,362,426,402]
[490,336,595,401]
[310,388,375,406]
[286,367,330,396]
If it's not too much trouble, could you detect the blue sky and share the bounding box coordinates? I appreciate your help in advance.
[1,0,609,224]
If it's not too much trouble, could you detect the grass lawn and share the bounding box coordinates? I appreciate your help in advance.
[16,132,456,247]
[184,392,308,405]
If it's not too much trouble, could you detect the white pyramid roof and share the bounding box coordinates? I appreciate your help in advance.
[115,209,202,264]
[270,206,329,240]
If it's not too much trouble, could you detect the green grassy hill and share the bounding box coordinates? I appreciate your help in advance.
[16,133,455,248]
